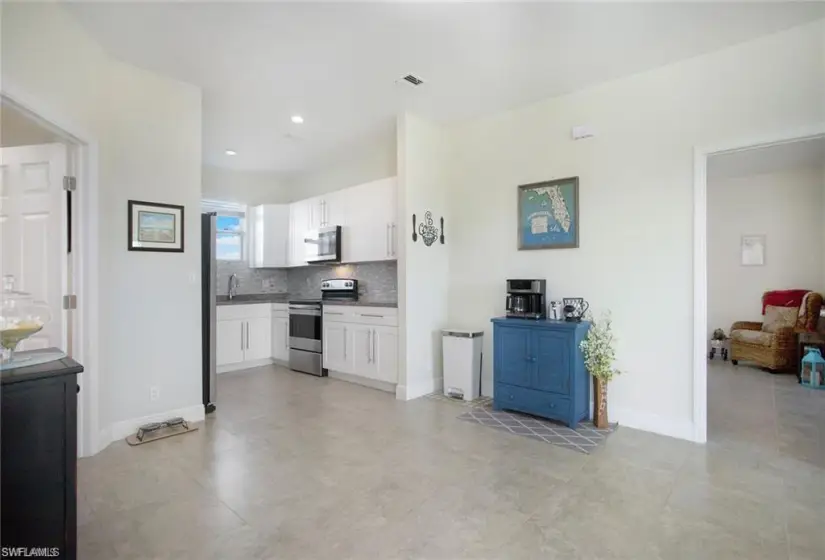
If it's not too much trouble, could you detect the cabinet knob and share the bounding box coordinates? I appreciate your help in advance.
[508,394,514,400]
[548,402,555,409]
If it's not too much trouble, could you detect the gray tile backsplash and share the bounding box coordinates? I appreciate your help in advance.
[216,260,288,296]
[288,262,398,301]
[216,260,397,302]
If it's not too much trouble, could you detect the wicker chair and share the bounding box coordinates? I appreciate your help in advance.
[730,291,823,372]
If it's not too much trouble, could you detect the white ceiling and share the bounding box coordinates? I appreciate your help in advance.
[708,137,825,181]
[65,2,825,173]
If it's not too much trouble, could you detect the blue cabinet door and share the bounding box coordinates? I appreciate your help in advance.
[533,330,571,395]
[496,327,532,388]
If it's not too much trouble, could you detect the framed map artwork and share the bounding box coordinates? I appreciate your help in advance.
[517,177,579,250]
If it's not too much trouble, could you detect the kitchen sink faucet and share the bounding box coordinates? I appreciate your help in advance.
[228,274,239,300]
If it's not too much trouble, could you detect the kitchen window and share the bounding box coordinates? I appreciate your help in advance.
[202,200,246,261]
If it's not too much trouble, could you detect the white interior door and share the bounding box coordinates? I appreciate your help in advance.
[0,143,67,351]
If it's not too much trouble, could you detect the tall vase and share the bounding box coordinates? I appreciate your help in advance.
[593,377,608,429]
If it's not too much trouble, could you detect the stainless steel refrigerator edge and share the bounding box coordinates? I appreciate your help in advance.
[201,213,217,413]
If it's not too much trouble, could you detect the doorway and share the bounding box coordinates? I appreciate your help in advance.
[693,124,825,455]
[0,96,92,455]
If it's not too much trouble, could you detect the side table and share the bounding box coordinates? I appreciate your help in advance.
[797,332,825,383]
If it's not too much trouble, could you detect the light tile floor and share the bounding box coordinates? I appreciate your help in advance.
[77,363,825,559]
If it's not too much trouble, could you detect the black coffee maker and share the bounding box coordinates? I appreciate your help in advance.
[506,279,547,319]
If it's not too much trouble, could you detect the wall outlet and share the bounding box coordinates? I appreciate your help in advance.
[150,386,160,402]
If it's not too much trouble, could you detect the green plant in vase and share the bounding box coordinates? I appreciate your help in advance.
[580,311,622,429]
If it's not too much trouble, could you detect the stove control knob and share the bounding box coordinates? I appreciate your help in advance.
[345,281,352,287]
[322,282,329,288]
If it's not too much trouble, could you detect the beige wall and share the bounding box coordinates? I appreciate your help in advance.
[396,113,451,399]
[708,166,825,338]
[445,19,825,439]
[285,128,396,201]
[202,165,288,205]
[2,2,203,449]
[0,103,62,147]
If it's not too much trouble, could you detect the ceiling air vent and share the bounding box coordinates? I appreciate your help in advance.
[400,74,424,86]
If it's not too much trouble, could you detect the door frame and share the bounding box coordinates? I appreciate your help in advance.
[693,122,825,444]
[1,90,101,457]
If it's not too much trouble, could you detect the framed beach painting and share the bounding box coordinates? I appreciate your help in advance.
[518,177,579,250]
[128,200,185,252]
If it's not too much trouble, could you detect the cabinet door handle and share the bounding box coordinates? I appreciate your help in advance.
[367,329,372,362]
[246,321,250,350]
[372,329,377,363]
[285,323,288,350]
[391,223,396,256]
[344,327,347,359]
[325,311,344,315]
[360,313,384,318]
[386,224,390,257]
[241,322,244,351]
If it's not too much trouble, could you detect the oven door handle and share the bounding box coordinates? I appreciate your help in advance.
[289,309,322,317]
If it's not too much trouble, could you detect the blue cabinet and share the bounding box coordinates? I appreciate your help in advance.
[492,318,591,428]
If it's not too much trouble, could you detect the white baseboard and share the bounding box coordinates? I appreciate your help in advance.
[397,376,443,401]
[609,406,697,442]
[218,358,274,374]
[328,370,395,393]
[108,404,206,443]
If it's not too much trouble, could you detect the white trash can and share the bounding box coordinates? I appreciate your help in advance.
[442,329,484,401]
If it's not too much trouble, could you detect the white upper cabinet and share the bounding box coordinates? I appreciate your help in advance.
[248,204,290,268]
[322,190,347,228]
[252,176,397,268]
[288,199,311,266]
[342,177,397,264]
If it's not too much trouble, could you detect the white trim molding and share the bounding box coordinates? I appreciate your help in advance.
[396,375,443,401]
[693,123,825,444]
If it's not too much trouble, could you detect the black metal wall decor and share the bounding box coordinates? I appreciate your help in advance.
[440,217,445,245]
[418,211,439,246]
[412,214,418,242]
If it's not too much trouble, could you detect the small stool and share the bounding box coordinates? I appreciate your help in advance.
[709,338,729,361]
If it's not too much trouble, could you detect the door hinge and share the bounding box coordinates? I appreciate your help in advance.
[62,295,77,310]
[63,176,77,191]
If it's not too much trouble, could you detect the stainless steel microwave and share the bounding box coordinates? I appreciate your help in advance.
[304,225,342,263]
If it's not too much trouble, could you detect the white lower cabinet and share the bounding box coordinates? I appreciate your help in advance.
[323,322,353,373]
[372,325,398,384]
[322,306,398,385]
[217,319,245,367]
[244,316,272,362]
[216,304,273,371]
[271,316,289,362]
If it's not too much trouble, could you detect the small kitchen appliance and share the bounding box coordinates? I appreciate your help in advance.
[562,298,589,322]
[304,225,342,263]
[505,279,547,319]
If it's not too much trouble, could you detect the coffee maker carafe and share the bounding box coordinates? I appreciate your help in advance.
[506,279,546,319]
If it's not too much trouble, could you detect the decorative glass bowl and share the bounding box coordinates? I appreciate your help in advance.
[0,275,52,368]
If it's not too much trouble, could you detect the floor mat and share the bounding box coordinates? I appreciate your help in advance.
[458,405,616,454]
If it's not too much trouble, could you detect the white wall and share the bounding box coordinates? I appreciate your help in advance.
[708,166,824,337]
[0,103,62,147]
[397,113,450,399]
[2,3,204,449]
[446,20,825,440]
[285,128,396,201]
[202,165,289,205]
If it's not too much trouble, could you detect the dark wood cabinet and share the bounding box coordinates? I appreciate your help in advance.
[1,354,82,560]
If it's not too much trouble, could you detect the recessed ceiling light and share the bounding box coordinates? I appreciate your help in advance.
[291,115,304,124]
[225,149,237,156]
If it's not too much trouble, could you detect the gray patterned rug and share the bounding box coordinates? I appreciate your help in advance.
[458,405,617,454]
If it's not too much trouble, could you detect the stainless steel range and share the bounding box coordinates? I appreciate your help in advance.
[288,279,359,377]
[288,299,324,376]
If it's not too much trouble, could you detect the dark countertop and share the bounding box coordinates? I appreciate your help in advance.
[217,293,289,306]
[1,349,84,385]
[216,293,397,308]
[322,300,397,308]
[491,317,591,329]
